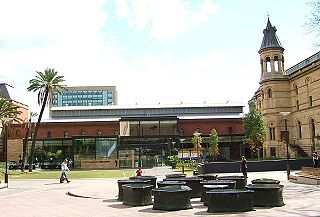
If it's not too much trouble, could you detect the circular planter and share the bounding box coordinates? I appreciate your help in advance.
[117,179,149,201]
[129,176,157,189]
[217,176,247,189]
[122,183,153,207]
[251,178,280,185]
[246,184,285,207]
[157,180,186,188]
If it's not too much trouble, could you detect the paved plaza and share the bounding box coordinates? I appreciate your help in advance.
[0,167,320,217]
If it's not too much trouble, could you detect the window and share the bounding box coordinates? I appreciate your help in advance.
[97,130,102,135]
[296,100,299,110]
[64,131,69,138]
[228,127,233,134]
[270,147,276,157]
[298,121,302,138]
[293,83,298,95]
[266,57,271,72]
[16,130,21,137]
[195,128,201,133]
[268,89,272,98]
[114,130,119,135]
[309,96,313,107]
[47,131,52,139]
[269,126,276,140]
[179,128,184,135]
[274,56,279,72]
[80,130,85,135]
[310,119,316,139]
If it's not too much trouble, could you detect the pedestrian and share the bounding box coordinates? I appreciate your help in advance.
[313,152,318,168]
[241,156,248,178]
[68,158,73,169]
[60,159,71,183]
[18,155,22,170]
[136,167,143,176]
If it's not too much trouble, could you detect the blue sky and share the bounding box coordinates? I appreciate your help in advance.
[0,0,317,116]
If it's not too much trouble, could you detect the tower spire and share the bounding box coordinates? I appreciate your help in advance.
[259,17,284,54]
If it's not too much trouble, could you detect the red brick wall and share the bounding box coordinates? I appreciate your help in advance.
[179,118,243,136]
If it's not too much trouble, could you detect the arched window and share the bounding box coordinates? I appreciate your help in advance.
[97,130,102,135]
[16,130,21,137]
[274,56,279,72]
[31,132,34,139]
[296,100,299,110]
[113,130,119,135]
[47,131,52,139]
[64,131,69,138]
[80,130,85,135]
[179,128,184,135]
[261,90,264,99]
[269,123,276,140]
[268,88,272,98]
[266,57,271,72]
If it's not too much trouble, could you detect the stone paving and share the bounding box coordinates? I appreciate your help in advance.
[0,167,320,217]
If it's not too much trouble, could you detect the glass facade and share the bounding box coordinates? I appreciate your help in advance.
[53,90,114,107]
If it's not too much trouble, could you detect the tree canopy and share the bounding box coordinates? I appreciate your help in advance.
[0,96,22,124]
[208,128,219,161]
[243,103,267,152]
[306,0,320,46]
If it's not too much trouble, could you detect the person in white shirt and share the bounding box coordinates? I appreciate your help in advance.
[60,159,70,183]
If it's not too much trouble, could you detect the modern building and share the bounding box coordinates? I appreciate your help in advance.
[8,103,245,169]
[251,18,320,158]
[53,86,117,107]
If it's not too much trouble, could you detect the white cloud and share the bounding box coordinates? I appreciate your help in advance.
[115,0,217,39]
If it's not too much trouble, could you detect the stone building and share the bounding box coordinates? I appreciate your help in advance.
[251,18,320,158]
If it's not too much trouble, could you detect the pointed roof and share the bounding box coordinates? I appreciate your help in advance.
[258,18,284,54]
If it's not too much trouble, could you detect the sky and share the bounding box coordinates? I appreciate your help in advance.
[0,0,318,117]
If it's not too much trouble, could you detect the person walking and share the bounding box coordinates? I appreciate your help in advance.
[241,156,248,178]
[135,167,143,176]
[60,159,71,183]
[313,152,318,168]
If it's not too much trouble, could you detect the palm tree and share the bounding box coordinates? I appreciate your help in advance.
[27,68,67,172]
[21,111,38,172]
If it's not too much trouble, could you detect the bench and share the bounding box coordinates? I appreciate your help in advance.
[163,176,203,198]
[197,174,218,181]
[207,189,254,213]
[201,184,229,205]
[129,176,157,189]
[246,184,285,207]
[165,173,186,179]
[153,185,192,211]
[122,183,153,206]
[200,180,236,189]
[217,176,247,189]
[157,180,186,188]
[251,178,280,185]
[117,179,149,201]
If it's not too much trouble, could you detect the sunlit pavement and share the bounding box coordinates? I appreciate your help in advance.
[1,167,320,217]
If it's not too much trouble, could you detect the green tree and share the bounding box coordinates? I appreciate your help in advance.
[192,132,202,162]
[21,111,38,172]
[27,68,67,172]
[243,103,267,159]
[0,96,22,124]
[208,128,219,161]
[305,0,320,46]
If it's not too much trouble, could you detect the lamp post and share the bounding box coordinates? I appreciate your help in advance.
[179,138,185,173]
[193,132,201,163]
[3,117,13,187]
[280,112,290,180]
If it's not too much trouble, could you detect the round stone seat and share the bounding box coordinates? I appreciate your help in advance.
[217,176,247,189]
[157,180,186,188]
[165,173,187,179]
[152,185,192,211]
[206,189,254,213]
[117,179,149,201]
[129,175,157,189]
[200,180,236,189]
[197,174,218,181]
[163,176,203,198]
[245,184,285,207]
[251,178,280,185]
[201,184,229,205]
[122,183,153,207]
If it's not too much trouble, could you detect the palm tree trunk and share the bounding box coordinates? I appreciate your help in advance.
[21,119,31,172]
[28,90,48,172]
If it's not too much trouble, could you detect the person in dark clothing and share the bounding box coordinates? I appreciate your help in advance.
[241,156,248,178]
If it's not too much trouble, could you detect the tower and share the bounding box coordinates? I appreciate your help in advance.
[259,18,285,82]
